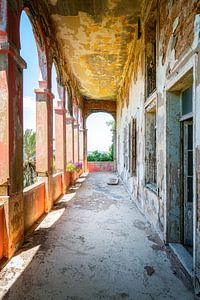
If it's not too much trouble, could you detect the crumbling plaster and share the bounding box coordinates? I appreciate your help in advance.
[47,0,141,100]
[117,0,200,239]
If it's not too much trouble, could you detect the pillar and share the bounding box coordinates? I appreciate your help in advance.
[66,116,74,163]
[83,128,88,172]
[73,123,79,163]
[35,88,54,212]
[79,128,84,164]
[0,10,26,257]
[54,84,67,192]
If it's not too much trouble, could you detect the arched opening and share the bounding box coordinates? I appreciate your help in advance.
[20,10,38,188]
[86,112,115,166]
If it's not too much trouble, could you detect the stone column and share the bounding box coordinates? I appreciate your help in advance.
[66,116,74,163]
[35,89,54,212]
[54,84,67,192]
[0,40,26,257]
[73,123,79,163]
[79,128,84,164]
[83,129,88,172]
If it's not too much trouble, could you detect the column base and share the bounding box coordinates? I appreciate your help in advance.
[37,175,53,213]
[0,192,24,258]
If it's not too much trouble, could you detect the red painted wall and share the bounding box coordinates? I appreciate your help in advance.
[87,161,115,172]
[52,173,63,202]
[65,171,72,188]
[0,206,4,260]
[24,182,45,232]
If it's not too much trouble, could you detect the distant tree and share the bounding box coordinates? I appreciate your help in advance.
[87,150,112,161]
[106,120,115,133]
[106,119,115,160]
[23,129,36,188]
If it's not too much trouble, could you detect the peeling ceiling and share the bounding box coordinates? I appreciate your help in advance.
[47,0,141,100]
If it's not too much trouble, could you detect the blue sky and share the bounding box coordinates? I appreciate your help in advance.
[20,11,112,152]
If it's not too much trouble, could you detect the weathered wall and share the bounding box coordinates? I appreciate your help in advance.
[52,173,63,202]
[0,205,4,260]
[116,0,200,239]
[88,161,115,172]
[64,171,72,189]
[83,99,116,121]
[24,182,45,232]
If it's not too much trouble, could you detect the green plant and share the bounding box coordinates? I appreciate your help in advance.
[87,150,113,161]
[23,129,36,188]
[66,163,77,172]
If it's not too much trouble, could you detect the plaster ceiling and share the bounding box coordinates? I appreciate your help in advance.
[47,0,141,100]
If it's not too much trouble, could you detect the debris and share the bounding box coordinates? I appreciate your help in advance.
[144,266,155,276]
[107,178,119,185]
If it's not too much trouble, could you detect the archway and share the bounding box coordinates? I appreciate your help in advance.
[86,112,115,172]
[20,10,38,188]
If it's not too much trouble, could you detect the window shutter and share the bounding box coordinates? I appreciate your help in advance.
[132,118,137,175]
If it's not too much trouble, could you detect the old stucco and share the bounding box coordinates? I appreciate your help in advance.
[48,0,141,100]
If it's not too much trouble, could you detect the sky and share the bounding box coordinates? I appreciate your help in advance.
[20,11,113,152]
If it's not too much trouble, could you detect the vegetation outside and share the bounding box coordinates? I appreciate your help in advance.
[87,120,115,162]
[23,129,36,188]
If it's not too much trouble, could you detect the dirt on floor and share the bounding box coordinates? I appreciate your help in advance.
[0,172,194,299]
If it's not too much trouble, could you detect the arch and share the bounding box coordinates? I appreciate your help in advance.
[85,109,116,122]
[52,57,62,86]
[86,112,115,158]
[66,82,73,117]
[0,0,7,34]
[20,6,50,88]
[82,99,116,129]
[83,99,116,122]
[20,10,39,188]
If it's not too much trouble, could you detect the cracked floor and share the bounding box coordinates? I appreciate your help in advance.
[0,173,194,299]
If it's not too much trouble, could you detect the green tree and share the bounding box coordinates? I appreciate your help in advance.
[23,129,36,188]
[106,119,115,160]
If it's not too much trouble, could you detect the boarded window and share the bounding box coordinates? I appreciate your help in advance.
[128,122,131,173]
[145,109,157,186]
[123,126,128,170]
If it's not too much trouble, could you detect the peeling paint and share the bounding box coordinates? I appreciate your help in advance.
[50,4,138,100]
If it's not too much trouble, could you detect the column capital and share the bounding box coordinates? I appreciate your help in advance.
[54,107,66,114]
[54,100,66,112]
[35,88,54,100]
[79,127,87,132]
[66,116,75,124]
[0,41,27,69]
[73,123,79,128]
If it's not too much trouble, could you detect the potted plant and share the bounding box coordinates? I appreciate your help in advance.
[66,162,82,184]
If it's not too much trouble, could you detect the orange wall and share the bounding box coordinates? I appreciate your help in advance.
[0,206,4,260]
[65,171,72,189]
[24,182,45,232]
[87,161,114,172]
[52,173,63,202]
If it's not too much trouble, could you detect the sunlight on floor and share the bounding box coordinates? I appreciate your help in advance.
[0,245,40,296]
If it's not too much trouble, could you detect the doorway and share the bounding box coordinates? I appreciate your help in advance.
[182,120,193,252]
[166,76,194,251]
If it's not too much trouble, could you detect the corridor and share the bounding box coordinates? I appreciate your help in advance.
[0,173,193,299]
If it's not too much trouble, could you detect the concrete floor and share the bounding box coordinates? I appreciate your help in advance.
[0,173,194,299]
